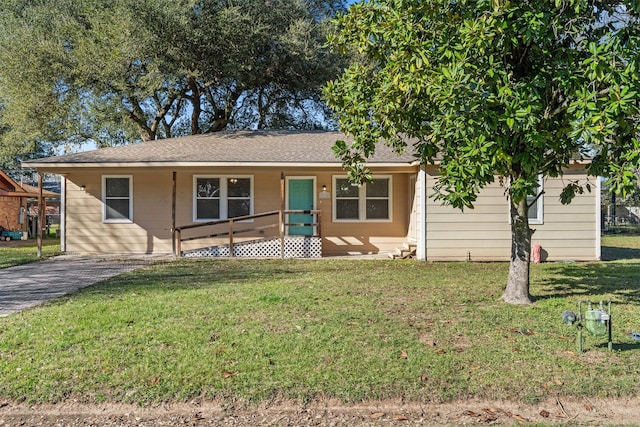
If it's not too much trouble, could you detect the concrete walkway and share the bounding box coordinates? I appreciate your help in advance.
[0,255,162,317]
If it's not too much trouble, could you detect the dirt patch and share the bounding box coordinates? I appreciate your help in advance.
[1,397,639,426]
[0,238,36,247]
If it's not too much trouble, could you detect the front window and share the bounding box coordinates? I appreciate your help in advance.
[194,176,252,221]
[334,176,391,221]
[103,176,132,223]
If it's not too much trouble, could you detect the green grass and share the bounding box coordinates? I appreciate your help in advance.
[0,239,61,268]
[1,246,640,405]
[602,232,640,260]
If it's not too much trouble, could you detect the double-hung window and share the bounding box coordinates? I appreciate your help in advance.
[194,176,252,221]
[103,175,133,223]
[527,175,544,224]
[333,176,391,221]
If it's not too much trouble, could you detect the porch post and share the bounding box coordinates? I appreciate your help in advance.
[229,219,234,257]
[316,211,321,238]
[37,173,44,257]
[60,176,66,252]
[280,172,285,258]
[172,171,177,258]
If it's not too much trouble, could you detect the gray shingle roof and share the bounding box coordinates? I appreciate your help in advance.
[23,130,418,168]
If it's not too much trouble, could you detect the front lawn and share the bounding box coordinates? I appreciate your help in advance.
[0,239,61,269]
[1,254,639,405]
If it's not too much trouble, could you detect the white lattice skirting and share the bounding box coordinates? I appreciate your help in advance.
[182,236,322,258]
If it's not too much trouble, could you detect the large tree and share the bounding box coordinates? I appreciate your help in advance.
[0,0,346,160]
[325,0,640,304]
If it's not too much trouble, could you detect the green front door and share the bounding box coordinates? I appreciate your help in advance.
[288,178,314,236]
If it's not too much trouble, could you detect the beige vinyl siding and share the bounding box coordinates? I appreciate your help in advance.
[425,165,598,261]
[61,167,414,255]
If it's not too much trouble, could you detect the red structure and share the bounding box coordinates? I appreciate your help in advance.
[0,170,58,234]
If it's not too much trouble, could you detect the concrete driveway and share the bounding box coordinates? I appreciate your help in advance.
[0,255,161,317]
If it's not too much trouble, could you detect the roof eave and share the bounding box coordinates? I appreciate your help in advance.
[22,161,419,169]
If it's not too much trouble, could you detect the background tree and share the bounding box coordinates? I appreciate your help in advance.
[324,0,640,304]
[0,0,346,168]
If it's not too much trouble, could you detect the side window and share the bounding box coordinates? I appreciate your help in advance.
[103,176,132,223]
[527,175,544,224]
[194,176,252,221]
[333,176,391,221]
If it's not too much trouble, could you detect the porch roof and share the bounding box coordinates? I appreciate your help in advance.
[23,131,419,169]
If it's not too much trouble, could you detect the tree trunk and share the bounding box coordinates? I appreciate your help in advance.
[187,76,202,135]
[257,87,267,130]
[502,197,533,304]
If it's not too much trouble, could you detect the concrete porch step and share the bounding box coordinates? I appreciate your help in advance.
[388,242,417,259]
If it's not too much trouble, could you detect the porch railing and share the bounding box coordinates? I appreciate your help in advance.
[173,209,321,258]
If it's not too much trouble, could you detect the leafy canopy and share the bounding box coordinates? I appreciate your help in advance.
[0,0,346,166]
[324,0,640,209]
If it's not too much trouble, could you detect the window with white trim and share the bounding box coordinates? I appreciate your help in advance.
[103,175,133,223]
[194,176,252,221]
[333,176,391,221]
[527,175,544,224]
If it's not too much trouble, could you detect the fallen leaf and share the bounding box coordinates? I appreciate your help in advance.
[554,379,564,386]
[221,371,234,378]
[370,412,385,419]
[436,349,446,354]
[463,410,479,417]
[585,404,593,412]
[393,414,409,421]
[151,377,160,385]
[398,349,408,359]
[540,410,550,418]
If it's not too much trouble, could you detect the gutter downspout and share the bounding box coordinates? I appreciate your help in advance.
[416,165,427,261]
[596,177,602,260]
